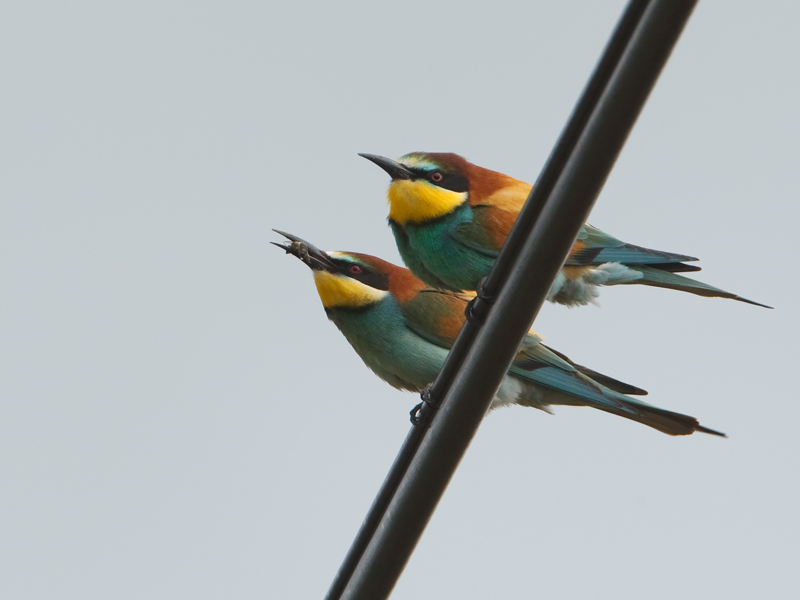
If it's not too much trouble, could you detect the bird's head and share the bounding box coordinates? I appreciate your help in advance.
[272,230,424,309]
[360,152,530,226]
[359,152,472,226]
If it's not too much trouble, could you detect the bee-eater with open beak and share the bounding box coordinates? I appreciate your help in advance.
[273,230,724,437]
[360,152,769,308]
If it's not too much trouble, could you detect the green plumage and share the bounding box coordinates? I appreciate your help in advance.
[375,152,769,307]
[325,298,445,392]
[390,205,495,292]
[273,232,724,437]
[325,275,723,437]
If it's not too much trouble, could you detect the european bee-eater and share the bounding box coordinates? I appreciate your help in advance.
[273,230,724,437]
[360,152,769,308]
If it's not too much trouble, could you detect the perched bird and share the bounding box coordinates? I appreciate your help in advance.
[272,230,724,437]
[360,152,769,308]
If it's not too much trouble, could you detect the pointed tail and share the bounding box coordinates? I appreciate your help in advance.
[595,398,727,437]
[629,266,772,308]
[515,366,725,437]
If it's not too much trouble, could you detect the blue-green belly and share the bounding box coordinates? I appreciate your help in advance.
[390,210,495,292]
[326,298,448,392]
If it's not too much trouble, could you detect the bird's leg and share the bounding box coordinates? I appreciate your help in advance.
[464,277,495,323]
[410,384,436,427]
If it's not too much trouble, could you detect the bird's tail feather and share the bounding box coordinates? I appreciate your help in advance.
[646,262,702,273]
[570,364,648,396]
[629,266,771,308]
[542,345,648,396]
[596,399,727,437]
[517,368,723,437]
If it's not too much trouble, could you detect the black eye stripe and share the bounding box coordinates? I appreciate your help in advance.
[433,173,469,193]
[405,167,469,193]
[356,271,389,291]
[331,259,390,291]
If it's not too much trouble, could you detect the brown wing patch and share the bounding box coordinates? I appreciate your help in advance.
[480,180,531,212]
[480,205,519,248]
[435,294,468,343]
[569,245,605,265]
[570,240,586,257]
[386,264,427,303]
[465,161,531,212]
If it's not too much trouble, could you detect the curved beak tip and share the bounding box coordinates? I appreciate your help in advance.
[270,241,292,253]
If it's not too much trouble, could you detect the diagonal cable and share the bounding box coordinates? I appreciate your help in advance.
[325,1,698,598]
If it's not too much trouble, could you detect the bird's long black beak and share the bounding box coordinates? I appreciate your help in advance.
[272,230,338,272]
[358,153,417,181]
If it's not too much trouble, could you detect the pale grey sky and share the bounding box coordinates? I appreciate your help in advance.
[1,1,797,598]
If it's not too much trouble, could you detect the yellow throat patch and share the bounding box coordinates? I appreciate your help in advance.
[313,270,387,309]
[387,180,467,225]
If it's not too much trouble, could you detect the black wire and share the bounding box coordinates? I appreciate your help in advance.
[325,1,699,598]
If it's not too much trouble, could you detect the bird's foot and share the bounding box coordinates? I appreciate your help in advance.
[410,384,436,427]
[465,277,495,322]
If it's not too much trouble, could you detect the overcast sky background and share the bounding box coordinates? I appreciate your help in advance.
[1,1,798,598]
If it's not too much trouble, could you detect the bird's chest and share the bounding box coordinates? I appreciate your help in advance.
[327,303,445,392]
[398,211,494,291]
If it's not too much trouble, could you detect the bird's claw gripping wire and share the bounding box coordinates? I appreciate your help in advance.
[410,384,436,427]
[465,277,495,323]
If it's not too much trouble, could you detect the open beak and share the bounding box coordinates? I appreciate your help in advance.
[358,153,417,181]
[272,230,338,272]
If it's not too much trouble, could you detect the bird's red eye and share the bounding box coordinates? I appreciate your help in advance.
[349,265,362,274]
[430,171,443,182]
